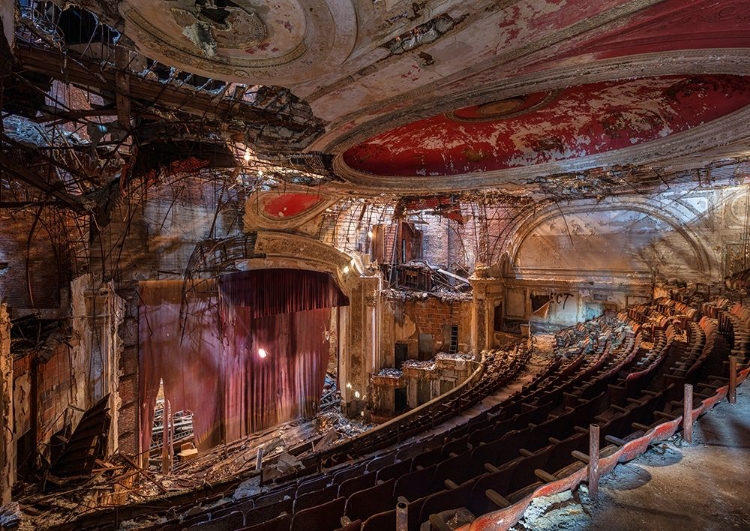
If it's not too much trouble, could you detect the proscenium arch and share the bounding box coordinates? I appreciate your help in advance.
[507,201,714,280]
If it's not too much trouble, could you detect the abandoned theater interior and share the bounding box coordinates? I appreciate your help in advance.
[1,0,750,529]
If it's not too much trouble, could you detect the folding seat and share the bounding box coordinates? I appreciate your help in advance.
[254,485,296,508]
[210,498,254,520]
[180,512,211,529]
[187,511,244,531]
[440,433,471,458]
[376,457,412,483]
[393,463,443,502]
[238,513,291,531]
[361,509,395,531]
[243,498,293,528]
[506,444,554,493]
[293,483,339,513]
[465,460,519,517]
[418,479,474,526]
[290,496,346,531]
[333,462,369,484]
[470,427,530,469]
[296,475,331,496]
[434,451,477,486]
[544,433,587,473]
[411,447,442,471]
[345,478,395,523]
[365,452,395,474]
[338,471,377,499]
[396,443,424,461]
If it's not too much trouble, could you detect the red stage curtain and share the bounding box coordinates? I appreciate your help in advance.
[219,269,349,318]
[139,269,347,454]
[222,308,331,439]
[138,280,223,453]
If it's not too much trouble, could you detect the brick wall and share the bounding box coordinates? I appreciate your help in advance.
[36,343,73,443]
[388,298,473,357]
[0,211,63,309]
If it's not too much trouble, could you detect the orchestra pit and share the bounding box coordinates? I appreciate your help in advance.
[0,0,749,529]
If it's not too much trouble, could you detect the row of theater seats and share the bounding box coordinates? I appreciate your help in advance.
[143,298,743,531]
[142,345,534,531]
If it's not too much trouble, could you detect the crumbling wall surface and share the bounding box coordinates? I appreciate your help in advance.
[502,184,750,327]
[90,177,243,454]
[382,297,472,359]
[0,303,15,505]
[0,211,63,310]
[70,275,125,455]
[510,185,750,287]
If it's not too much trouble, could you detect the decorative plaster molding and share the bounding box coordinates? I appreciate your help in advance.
[506,199,715,279]
[319,48,750,157]
[329,101,750,193]
[243,188,336,231]
[119,0,357,84]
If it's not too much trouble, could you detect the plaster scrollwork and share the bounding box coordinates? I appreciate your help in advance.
[243,187,336,231]
[119,0,357,84]
[320,48,750,159]
[329,102,750,193]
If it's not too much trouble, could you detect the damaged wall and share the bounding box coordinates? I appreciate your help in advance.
[0,303,14,505]
[0,211,64,310]
[379,296,472,366]
[90,174,243,455]
[501,184,750,327]
[8,276,124,472]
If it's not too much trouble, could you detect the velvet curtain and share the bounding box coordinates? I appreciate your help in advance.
[138,270,347,455]
[138,280,223,453]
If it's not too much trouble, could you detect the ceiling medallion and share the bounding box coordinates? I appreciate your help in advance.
[170,2,266,57]
[445,90,561,123]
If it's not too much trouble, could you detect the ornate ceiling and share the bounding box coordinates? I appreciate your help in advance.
[4,0,750,206]
[341,75,750,178]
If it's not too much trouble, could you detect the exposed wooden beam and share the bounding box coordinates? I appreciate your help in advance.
[0,153,87,211]
[14,43,311,131]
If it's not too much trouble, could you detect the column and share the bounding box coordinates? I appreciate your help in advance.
[0,303,14,505]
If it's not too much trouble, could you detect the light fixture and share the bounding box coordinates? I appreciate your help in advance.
[243,147,251,162]
[258,348,268,359]
[354,391,361,399]
[346,382,352,389]
[343,265,350,274]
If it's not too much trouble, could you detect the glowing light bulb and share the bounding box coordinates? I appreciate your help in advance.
[343,265,350,274]
[354,391,361,399]
[258,348,268,359]
[243,148,251,162]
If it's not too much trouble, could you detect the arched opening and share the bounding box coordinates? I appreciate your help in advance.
[137,268,349,457]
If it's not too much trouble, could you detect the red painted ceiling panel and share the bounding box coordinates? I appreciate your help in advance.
[263,193,322,218]
[343,75,750,177]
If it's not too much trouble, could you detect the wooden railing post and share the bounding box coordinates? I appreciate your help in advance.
[255,447,264,471]
[396,497,408,531]
[589,424,600,500]
[683,384,693,444]
[729,356,738,405]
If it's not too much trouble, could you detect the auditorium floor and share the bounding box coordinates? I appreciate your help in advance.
[513,387,750,531]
